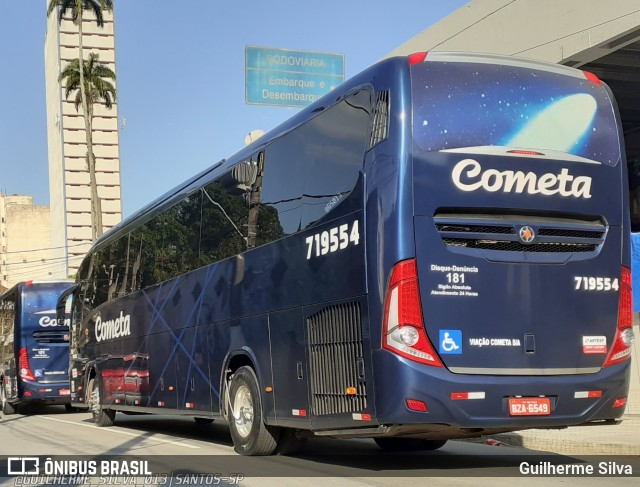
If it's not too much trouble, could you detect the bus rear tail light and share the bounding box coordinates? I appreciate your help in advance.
[383,259,443,367]
[603,266,634,367]
[19,347,37,382]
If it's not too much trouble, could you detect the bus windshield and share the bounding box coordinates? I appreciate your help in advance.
[411,60,621,165]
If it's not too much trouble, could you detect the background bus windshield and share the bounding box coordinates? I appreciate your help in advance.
[412,61,620,165]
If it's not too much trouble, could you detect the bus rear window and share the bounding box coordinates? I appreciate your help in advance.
[411,61,620,166]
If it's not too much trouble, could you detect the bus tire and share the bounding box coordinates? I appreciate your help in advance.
[374,438,448,451]
[194,417,214,424]
[277,428,307,456]
[228,366,279,456]
[89,378,115,427]
[1,385,16,416]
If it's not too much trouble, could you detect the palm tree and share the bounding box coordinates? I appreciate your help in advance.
[47,0,114,241]
[60,53,116,120]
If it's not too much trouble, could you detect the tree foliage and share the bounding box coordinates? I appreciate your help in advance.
[59,53,116,115]
[47,0,113,27]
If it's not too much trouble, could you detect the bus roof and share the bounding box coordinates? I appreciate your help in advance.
[0,280,75,300]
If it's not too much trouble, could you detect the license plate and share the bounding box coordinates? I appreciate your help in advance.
[59,388,70,396]
[508,397,550,416]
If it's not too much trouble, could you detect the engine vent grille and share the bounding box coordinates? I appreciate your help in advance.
[307,302,367,416]
[32,330,69,344]
[369,90,390,149]
[435,213,606,256]
[441,238,598,253]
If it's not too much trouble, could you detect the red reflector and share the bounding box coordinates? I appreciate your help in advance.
[583,70,602,86]
[406,399,428,412]
[408,52,427,66]
[451,391,485,400]
[24,391,32,397]
[352,413,372,421]
[506,149,545,156]
[612,397,627,409]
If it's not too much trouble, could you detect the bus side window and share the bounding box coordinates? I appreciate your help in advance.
[152,194,202,282]
[127,230,144,294]
[92,247,112,308]
[260,134,305,238]
[301,89,371,229]
[257,89,372,241]
[109,235,130,300]
[199,174,250,266]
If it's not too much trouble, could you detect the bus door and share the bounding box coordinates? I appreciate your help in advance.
[147,331,178,410]
[123,351,150,407]
[175,325,211,412]
[269,308,310,424]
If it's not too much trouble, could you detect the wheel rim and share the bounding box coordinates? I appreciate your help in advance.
[90,381,100,417]
[233,384,254,438]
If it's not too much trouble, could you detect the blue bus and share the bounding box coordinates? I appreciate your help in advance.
[1,280,75,415]
[68,52,633,455]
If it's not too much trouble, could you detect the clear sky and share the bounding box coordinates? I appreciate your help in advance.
[0,0,467,218]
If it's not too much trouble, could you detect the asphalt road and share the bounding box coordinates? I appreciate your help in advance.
[0,406,638,486]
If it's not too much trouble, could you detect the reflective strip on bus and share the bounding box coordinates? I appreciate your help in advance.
[451,392,486,400]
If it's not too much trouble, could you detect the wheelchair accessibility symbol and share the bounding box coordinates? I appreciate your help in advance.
[439,329,462,354]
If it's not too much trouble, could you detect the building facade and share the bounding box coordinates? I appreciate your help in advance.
[0,194,54,288]
[44,5,122,277]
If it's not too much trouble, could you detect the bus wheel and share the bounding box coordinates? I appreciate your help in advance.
[228,366,279,456]
[374,438,448,451]
[277,428,307,456]
[1,385,16,415]
[89,378,115,427]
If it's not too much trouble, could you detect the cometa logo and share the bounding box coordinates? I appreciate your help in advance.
[451,159,592,199]
[95,311,131,343]
[39,316,71,327]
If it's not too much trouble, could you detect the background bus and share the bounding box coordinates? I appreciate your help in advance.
[69,51,632,455]
[1,280,75,415]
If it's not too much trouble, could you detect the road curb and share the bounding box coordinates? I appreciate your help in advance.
[473,415,640,455]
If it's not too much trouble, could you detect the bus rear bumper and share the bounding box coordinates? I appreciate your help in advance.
[370,350,631,437]
[18,380,71,405]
